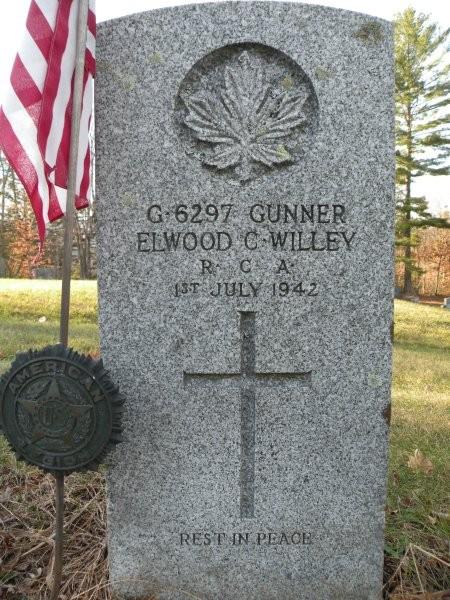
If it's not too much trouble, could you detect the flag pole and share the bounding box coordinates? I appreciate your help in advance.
[59,0,90,348]
[52,1,90,599]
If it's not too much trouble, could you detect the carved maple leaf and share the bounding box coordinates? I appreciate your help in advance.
[183,51,309,181]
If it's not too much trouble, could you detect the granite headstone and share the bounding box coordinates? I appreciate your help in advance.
[0,257,6,278]
[96,3,395,599]
[34,266,59,279]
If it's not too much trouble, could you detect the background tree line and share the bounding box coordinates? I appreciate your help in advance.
[395,7,450,296]
[0,150,96,280]
[0,7,449,293]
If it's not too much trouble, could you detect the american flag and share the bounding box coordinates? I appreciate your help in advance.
[0,0,95,243]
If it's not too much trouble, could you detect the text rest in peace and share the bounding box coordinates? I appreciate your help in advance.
[179,531,312,546]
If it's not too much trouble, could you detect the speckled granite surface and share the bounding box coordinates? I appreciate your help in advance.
[95,2,395,598]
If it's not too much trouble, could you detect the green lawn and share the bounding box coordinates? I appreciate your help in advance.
[0,279,98,373]
[0,280,449,594]
[385,300,450,584]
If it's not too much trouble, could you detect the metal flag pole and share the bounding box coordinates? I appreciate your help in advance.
[52,1,90,599]
[59,0,90,348]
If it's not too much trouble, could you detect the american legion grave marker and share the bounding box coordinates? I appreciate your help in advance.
[95,2,395,599]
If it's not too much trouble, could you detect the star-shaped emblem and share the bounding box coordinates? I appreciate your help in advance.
[17,377,92,444]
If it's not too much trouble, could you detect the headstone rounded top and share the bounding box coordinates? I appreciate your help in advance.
[0,345,124,474]
[99,1,391,27]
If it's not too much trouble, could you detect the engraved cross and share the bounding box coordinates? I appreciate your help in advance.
[184,311,312,518]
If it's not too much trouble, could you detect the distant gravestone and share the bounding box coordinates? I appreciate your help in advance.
[96,3,395,599]
[442,297,450,309]
[34,266,59,279]
[0,257,6,278]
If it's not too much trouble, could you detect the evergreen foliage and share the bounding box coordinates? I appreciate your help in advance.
[395,8,450,294]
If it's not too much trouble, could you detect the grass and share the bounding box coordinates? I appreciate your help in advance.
[0,279,98,373]
[384,301,450,597]
[0,281,449,599]
[0,445,108,600]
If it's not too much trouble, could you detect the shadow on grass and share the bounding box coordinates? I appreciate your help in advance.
[394,339,450,355]
[0,321,99,365]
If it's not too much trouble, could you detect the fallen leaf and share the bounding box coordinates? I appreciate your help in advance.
[27,566,42,579]
[0,488,12,503]
[407,449,434,475]
[401,496,415,507]
[432,510,450,520]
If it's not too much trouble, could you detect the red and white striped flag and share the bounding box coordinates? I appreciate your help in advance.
[0,0,95,243]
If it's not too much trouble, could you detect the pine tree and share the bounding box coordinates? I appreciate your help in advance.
[394,8,450,294]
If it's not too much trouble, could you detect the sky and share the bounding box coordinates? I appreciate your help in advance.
[0,0,449,214]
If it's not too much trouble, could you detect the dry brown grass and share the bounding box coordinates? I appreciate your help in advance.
[0,462,108,600]
[384,541,450,599]
[389,591,450,600]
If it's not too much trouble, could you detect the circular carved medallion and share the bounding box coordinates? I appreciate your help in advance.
[0,345,124,474]
[176,43,319,184]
